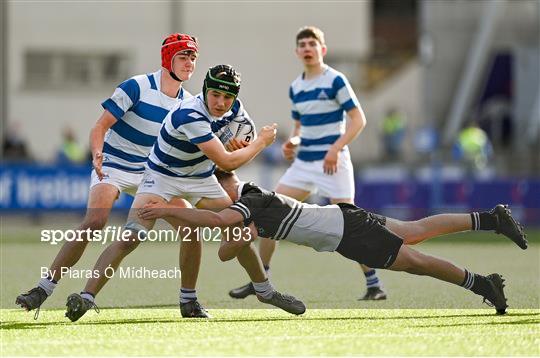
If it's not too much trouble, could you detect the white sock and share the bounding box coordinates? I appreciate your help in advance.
[80,292,95,303]
[180,288,197,304]
[37,277,56,296]
[252,279,274,299]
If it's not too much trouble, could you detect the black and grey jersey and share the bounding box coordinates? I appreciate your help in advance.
[229,182,345,252]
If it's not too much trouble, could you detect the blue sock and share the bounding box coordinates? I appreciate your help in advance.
[180,288,197,304]
[364,269,381,289]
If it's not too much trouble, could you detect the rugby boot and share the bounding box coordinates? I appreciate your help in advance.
[482,273,508,315]
[180,300,211,318]
[491,204,527,249]
[229,282,256,299]
[359,287,387,301]
[16,287,48,320]
[65,293,100,322]
[257,291,306,315]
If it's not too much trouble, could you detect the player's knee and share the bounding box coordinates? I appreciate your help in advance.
[80,216,108,232]
[77,217,108,242]
[114,221,145,253]
[218,251,229,262]
[218,241,244,262]
[122,221,147,243]
[218,248,235,262]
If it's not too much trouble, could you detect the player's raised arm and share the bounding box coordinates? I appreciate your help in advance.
[89,110,117,180]
[198,124,277,171]
[138,201,244,228]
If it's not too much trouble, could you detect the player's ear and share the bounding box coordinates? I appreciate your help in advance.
[321,45,327,57]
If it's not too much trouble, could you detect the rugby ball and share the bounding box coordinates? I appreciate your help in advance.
[217,115,257,144]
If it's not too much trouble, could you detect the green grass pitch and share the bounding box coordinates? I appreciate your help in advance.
[1,224,539,356]
[2,308,538,356]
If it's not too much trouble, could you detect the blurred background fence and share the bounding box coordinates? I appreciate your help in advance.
[1,162,539,225]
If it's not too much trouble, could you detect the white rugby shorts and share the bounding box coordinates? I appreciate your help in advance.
[136,168,228,205]
[90,166,143,197]
[278,149,355,199]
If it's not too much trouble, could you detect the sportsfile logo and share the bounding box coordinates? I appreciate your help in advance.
[40,226,252,245]
[41,227,133,245]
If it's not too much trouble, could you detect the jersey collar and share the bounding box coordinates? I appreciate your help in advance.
[301,64,329,81]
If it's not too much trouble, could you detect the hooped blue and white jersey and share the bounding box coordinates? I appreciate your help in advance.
[101,69,191,173]
[289,65,359,161]
[147,94,246,178]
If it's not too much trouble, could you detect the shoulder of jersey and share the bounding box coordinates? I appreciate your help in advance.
[178,96,210,120]
[290,74,304,87]
[128,73,153,92]
[325,66,345,79]
[179,95,200,109]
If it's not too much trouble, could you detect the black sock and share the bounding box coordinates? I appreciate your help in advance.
[46,275,58,284]
[461,270,492,297]
[470,212,497,231]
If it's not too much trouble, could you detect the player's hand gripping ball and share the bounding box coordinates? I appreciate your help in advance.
[217,114,257,146]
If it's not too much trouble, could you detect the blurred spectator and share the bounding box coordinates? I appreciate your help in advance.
[381,107,406,159]
[453,122,493,171]
[56,127,86,164]
[414,125,439,155]
[3,122,32,162]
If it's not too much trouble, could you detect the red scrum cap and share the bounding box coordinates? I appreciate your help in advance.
[161,33,199,74]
